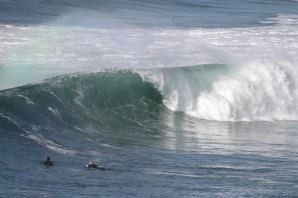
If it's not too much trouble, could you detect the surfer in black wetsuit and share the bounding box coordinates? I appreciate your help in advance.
[44,157,53,166]
[87,161,104,170]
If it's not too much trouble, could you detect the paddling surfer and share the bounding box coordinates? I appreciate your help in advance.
[43,157,53,166]
[87,161,105,170]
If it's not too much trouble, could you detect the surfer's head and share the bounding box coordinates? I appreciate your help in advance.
[89,161,92,165]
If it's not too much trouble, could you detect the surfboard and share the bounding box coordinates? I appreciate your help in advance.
[86,165,105,170]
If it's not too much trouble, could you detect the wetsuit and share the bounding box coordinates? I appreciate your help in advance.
[44,160,53,166]
[88,164,105,170]
[88,164,98,169]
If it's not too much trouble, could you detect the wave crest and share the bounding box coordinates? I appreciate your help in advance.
[140,62,298,121]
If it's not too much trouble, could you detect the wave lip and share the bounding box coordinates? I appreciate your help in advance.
[139,61,298,121]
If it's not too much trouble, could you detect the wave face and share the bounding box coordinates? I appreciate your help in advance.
[0,71,163,139]
[0,70,170,159]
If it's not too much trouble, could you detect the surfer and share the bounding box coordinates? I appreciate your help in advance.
[86,161,105,170]
[43,157,53,166]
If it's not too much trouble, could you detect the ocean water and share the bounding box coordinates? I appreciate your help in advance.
[1,0,298,197]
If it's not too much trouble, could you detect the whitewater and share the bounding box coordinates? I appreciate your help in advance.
[1,13,298,121]
[1,0,298,197]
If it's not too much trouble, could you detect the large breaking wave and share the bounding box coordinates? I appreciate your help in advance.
[1,62,298,127]
[1,4,298,122]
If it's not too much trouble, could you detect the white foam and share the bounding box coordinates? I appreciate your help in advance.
[260,14,298,26]
[73,87,86,109]
[149,171,204,178]
[135,15,298,121]
[24,133,78,156]
[1,14,298,90]
[141,59,298,121]
[0,112,19,125]
[17,94,34,104]
[2,14,298,121]
[48,106,61,118]
[48,91,64,104]
[193,61,298,121]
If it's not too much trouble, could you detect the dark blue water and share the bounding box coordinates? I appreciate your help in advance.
[1,0,298,197]
[0,0,297,28]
